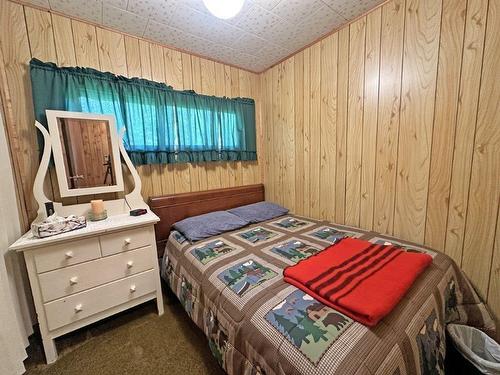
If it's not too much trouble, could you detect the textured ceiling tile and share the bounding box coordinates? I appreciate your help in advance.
[50,0,102,24]
[106,0,128,10]
[103,3,146,36]
[164,5,243,46]
[229,51,261,70]
[266,18,297,45]
[143,19,180,42]
[177,0,211,14]
[206,45,239,62]
[22,0,50,8]
[270,0,324,24]
[322,0,384,19]
[299,4,346,36]
[127,0,167,18]
[222,0,256,25]
[251,0,282,11]
[230,33,267,56]
[234,4,283,37]
[255,43,289,62]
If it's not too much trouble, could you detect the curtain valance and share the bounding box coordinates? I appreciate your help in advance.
[29,58,257,165]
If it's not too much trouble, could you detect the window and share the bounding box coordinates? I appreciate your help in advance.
[30,58,257,165]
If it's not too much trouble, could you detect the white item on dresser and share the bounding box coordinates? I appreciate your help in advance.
[9,113,164,364]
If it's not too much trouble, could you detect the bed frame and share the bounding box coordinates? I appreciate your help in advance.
[149,184,265,257]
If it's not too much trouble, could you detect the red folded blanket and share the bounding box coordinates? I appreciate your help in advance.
[283,237,432,326]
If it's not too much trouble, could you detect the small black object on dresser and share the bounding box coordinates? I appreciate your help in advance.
[130,208,148,216]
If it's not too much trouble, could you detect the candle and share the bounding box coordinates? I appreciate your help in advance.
[90,200,104,216]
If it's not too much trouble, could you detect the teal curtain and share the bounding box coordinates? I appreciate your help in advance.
[29,59,257,165]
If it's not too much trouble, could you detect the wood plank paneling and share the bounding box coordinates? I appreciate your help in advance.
[302,50,311,217]
[461,0,500,301]
[393,0,441,242]
[444,0,489,264]
[293,51,304,215]
[0,2,261,232]
[71,20,100,69]
[489,208,500,321]
[96,28,127,76]
[280,58,295,212]
[270,64,281,205]
[309,43,321,218]
[51,14,77,67]
[424,0,467,251]
[335,27,349,224]
[360,8,381,230]
[345,18,366,227]
[373,0,405,234]
[262,0,500,320]
[24,6,58,202]
[0,1,38,220]
[319,35,337,222]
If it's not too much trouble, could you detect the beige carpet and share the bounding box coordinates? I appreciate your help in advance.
[25,288,225,375]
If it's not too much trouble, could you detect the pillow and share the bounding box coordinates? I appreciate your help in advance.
[228,201,288,223]
[173,211,249,242]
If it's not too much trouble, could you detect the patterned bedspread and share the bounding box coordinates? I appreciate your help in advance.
[161,215,495,375]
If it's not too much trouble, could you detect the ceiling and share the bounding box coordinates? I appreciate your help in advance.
[21,0,385,72]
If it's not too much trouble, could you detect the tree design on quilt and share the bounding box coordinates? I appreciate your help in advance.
[274,217,309,229]
[180,276,194,317]
[265,289,352,363]
[205,309,228,369]
[239,227,278,243]
[191,240,235,265]
[162,256,175,287]
[218,260,277,297]
[271,240,321,263]
[444,278,459,323]
[310,227,357,244]
[416,310,445,375]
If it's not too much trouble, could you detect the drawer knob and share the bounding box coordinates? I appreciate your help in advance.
[127,261,134,268]
[130,284,136,293]
[74,304,83,313]
[124,238,132,245]
[65,251,74,259]
[69,276,78,285]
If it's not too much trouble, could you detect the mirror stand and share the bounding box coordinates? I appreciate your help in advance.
[32,121,147,224]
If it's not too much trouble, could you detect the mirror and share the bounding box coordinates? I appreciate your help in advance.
[47,111,124,197]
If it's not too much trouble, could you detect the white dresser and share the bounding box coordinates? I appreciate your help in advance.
[9,212,164,364]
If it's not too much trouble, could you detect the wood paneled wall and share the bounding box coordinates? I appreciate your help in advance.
[0,0,262,229]
[262,0,500,319]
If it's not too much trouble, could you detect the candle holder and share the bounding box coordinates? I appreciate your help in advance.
[89,209,108,221]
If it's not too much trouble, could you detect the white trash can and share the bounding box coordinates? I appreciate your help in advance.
[447,324,500,375]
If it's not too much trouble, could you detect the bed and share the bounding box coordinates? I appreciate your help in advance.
[150,184,495,375]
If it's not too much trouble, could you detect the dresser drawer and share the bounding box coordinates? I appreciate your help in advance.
[100,227,151,256]
[34,238,101,273]
[38,246,155,302]
[44,270,157,331]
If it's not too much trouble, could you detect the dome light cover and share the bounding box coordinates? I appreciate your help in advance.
[202,0,245,20]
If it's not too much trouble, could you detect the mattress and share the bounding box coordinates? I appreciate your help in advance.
[161,214,495,375]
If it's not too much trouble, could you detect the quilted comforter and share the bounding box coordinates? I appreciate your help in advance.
[161,214,495,375]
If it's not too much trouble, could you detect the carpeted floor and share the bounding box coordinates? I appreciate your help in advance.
[24,286,225,375]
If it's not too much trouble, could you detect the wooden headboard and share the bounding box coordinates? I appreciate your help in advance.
[149,184,265,257]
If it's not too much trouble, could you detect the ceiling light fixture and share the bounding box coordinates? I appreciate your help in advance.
[202,0,245,20]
